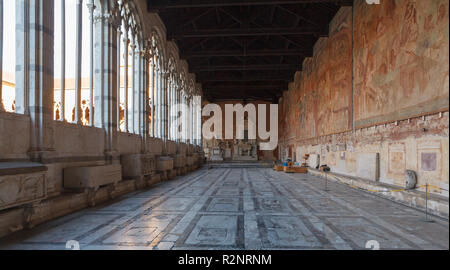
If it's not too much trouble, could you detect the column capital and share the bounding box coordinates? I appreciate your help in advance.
[141,50,151,59]
[122,35,130,46]
[86,1,96,13]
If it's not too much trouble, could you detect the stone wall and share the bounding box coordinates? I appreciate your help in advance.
[278,1,449,197]
[0,113,30,161]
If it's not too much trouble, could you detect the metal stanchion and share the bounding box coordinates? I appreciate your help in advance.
[320,165,330,192]
[424,183,434,223]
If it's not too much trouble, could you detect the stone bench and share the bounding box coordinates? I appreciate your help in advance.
[0,162,48,211]
[63,164,122,190]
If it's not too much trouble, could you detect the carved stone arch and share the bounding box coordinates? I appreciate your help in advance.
[151,29,165,71]
[124,0,144,41]
[186,74,196,98]
[150,28,166,63]
[168,55,178,79]
[195,83,203,97]
[179,70,187,94]
[113,0,144,47]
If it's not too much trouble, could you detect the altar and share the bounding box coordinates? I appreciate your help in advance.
[232,140,257,161]
[204,137,258,162]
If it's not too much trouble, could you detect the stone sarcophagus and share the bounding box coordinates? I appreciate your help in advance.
[177,143,187,154]
[121,154,155,179]
[157,156,174,171]
[166,141,177,156]
[186,156,195,167]
[64,164,122,190]
[0,162,48,211]
[192,153,200,166]
[174,154,186,168]
[187,144,194,156]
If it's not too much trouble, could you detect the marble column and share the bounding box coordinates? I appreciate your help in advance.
[27,0,56,161]
[87,0,95,126]
[116,26,121,131]
[130,41,136,134]
[149,60,155,137]
[123,34,129,132]
[155,67,161,138]
[74,0,83,124]
[0,0,3,111]
[93,11,119,163]
[59,0,66,121]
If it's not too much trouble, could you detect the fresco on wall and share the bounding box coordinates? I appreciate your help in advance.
[280,7,353,141]
[354,0,449,128]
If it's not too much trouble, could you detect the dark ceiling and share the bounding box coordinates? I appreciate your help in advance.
[147,0,353,102]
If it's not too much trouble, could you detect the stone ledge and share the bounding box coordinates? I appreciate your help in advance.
[0,162,48,176]
[308,169,449,219]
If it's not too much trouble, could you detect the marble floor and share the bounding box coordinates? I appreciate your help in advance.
[0,168,448,250]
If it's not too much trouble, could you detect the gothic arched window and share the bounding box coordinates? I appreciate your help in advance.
[116,0,143,134]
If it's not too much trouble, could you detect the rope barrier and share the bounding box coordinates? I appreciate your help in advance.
[279,169,447,221]
[325,174,445,222]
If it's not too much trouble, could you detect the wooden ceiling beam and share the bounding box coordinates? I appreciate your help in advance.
[170,27,328,39]
[191,64,301,72]
[204,86,287,91]
[197,74,293,82]
[182,49,311,58]
[148,0,353,11]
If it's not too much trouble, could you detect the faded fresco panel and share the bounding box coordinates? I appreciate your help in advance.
[354,0,449,128]
[292,7,353,140]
